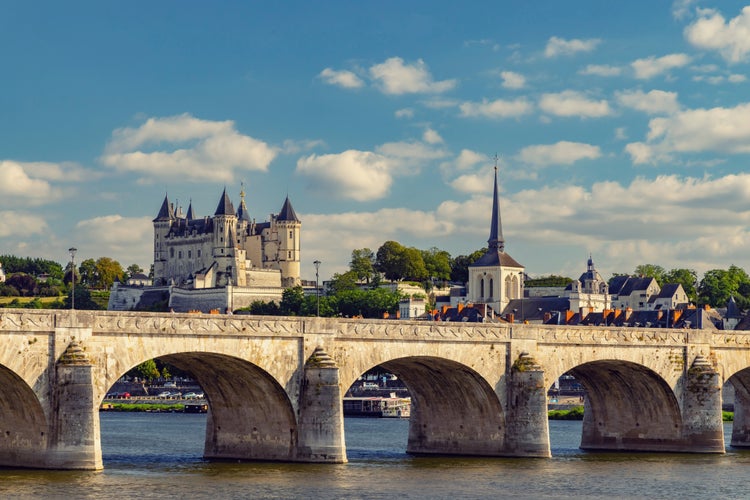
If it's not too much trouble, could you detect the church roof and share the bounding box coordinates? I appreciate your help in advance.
[277,196,300,222]
[472,249,524,268]
[214,188,236,216]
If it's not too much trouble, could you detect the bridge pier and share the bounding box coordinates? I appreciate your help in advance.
[296,347,346,463]
[680,355,724,453]
[46,341,102,470]
[505,352,551,457]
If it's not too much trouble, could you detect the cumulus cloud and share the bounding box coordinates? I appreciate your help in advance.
[459,98,532,119]
[369,57,456,95]
[579,64,623,77]
[0,160,90,206]
[538,90,612,118]
[422,128,443,144]
[544,36,601,57]
[500,71,526,89]
[0,211,48,238]
[632,53,691,79]
[101,114,277,183]
[685,7,750,63]
[615,89,681,115]
[395,108,414,119]
[518,141,601,167]
[693,73,747,84]
[625,102,750,164]
[75,215,153,265]
[673,0,699,20]
[318,68,365,89]
[296,136,447,201]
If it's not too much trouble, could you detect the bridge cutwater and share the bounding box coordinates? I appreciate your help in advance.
[2,309,747,470]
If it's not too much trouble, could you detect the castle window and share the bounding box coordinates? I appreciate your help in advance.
[170,248,174,258]
[188,250,192,259]
[178,251,182,259]
[197,249,201,257]
[221,249,224,254]
[289,231,293,238]
[489,278,494,298]
[480,279,485,298]
[220,237,223,243]
[288,251,291,258]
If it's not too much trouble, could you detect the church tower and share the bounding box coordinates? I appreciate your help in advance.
[275,196,301,287]
[467,164,524,315]
[152,194,175,286]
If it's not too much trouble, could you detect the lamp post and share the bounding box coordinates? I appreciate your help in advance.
[68,247,77,310]
[313,260,321,316]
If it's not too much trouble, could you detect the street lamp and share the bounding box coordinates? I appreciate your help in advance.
[68,247,77,310]
[313,260,321,316]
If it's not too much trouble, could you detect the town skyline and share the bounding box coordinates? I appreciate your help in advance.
[3,1,750,282]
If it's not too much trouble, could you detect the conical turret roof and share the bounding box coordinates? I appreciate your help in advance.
[277,196,300,222]
[153,194,175,222]
[214,188,236,216]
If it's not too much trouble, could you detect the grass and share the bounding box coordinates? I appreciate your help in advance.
[101,403,184,412]
[548,406,584,420]
[0,296,61,306]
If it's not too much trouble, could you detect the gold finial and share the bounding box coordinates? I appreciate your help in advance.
[491,153,499,173]
[240,181,246,200]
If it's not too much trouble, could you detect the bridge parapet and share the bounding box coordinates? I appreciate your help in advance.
[512,324,690,346]
[332,318,511,341]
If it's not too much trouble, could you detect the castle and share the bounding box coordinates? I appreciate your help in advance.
[108,188,300,312]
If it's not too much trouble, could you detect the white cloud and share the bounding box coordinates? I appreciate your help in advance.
[395,108,414,119]
[0,211,48,238]
[673,0,699,21]
[369,57,456,95]
[422,128,443,144]
[615,127,628,140]
[538,90,612,118]
[518,141,601,167]
[544,36,601,57]
[296,137,446,201]
[693,73,747,84]
[318,68,365,89]
[455,149,486,171]
[729,74,747,83]
[459,98,532,119]
[626,102,750,164]
[685,7,750,63]
[615,89,681,115]
[632,53,691,79]
[75,215,153,266]
[500,71,526,89]
[101,114,278,183]
[578,64,623,77]
[0,160,90,206]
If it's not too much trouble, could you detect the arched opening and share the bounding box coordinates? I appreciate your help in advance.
[0,364,48,467]
[100,353,297,464]
[548,360,682,453]
[725,369,750,447]
[343,357,505,458]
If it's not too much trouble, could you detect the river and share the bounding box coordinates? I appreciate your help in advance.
[1,414,748,499]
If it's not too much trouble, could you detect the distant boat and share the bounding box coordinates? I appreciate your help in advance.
[184,403,208,413]
[343,393,410,418]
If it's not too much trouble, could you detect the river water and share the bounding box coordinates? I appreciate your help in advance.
[1,415,748,499]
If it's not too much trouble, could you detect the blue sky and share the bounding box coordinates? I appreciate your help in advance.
[3,1,750,282]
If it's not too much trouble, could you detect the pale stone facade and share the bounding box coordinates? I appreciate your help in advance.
[0,261,5,283]
[565,256,610,313]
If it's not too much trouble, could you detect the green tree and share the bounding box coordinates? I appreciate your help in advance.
[135,359,161,381]
[525,275,573,287]
[698,265,750,307]
[78,258,98,287]
[375,241,407,281]
[280,286,305,315]
[5,273,38,297]
[450,248,486,283]
[95,257,125,289]
[61,285,102,310]
[329,270,359,295]
[421,247,452,283]
[350,248,376,283]
[402,247,428,282]
[663,268,698,304]
[126,263,144,280]
[634,264,666,285]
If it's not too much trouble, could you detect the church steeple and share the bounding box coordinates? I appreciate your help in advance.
[487,163,504,252]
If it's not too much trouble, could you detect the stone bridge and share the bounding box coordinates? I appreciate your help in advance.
[3,308,750,470]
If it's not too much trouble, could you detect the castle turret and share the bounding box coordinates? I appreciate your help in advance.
[275,196,301,287]
[153,194,175,286]
[212,189,238,286]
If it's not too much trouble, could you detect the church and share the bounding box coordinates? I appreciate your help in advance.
[108,187,300,312]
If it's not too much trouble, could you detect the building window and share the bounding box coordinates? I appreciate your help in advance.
[188,250,192,259]
[170,248,174,258]
[289,230,293,238]
[197,249,201,257]
[489,278,494,298]
[288,251,291,258]
[178,251,182,259]
[480,279,485,298]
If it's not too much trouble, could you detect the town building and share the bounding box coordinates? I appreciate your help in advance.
[109,188,300,312]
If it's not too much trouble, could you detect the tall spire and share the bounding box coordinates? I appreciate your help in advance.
[186,199,196,220]
[237,182,251,222]
[487,157,504,252]
[214,187,236,216]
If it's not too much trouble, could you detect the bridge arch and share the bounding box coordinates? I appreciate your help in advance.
[0,363,49,467]
[347,356,506,456]
[560,360,683,451]
[103,352,298,462]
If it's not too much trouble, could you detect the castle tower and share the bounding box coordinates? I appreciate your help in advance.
[467,164,524,315]
[212,188,238,286]
[152,194,175,286]
[275,196,301,287]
